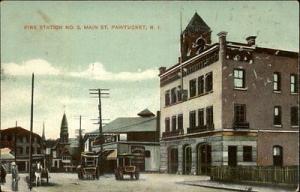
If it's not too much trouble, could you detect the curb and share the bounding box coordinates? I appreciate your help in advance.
[177,181,258,192]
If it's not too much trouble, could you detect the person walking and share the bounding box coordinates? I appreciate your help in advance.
[11,162,19,191]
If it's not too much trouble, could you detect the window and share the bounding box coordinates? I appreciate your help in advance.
[243,146,252,162]
[291,74,298,93]
[291,106,299,126]
[165,90,170,106]
[273,72,281,91]
[189,79,197,97]
[177,86,182,101]
[119,134,127,141]
[234,69,245,88]
[205,72,213,92]
[165,118,170,132]
[198,109,204,127]
[274,106,282,126]
[273,145,283,166]
[18,147,23,155]
[17,136,22,143]
[189,111,196,128]
[26,147,29,154]
[178,114,183,130]
[145,150,151,158]
[171,88,177,104]
[198,75,204,95]
[172,116,177,131]
[206,106,214,128]
[234,104,246,123]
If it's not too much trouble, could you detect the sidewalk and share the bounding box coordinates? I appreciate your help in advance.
[1,174,32,192]
[178,180,297,192]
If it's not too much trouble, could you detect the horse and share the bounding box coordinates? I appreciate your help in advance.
[34,162,42,187]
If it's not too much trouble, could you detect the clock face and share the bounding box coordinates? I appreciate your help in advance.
[196,38,205,54]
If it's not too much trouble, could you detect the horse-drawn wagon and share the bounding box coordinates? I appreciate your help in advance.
[77,152,100,180]
[114,153,140,180]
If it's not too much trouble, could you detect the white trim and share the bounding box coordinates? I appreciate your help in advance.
[223,129,258,132]
[160,45,219,78]
[234,87,248,91]
[258,130,299,133]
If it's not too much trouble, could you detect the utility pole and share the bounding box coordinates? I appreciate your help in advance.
[14,121,17,163]
[89,88,109,176]
[29,73,34,190]
[73,115,86,154]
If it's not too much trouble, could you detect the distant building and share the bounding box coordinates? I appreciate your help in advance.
[159,13,298,175]
[85,109,160,172]
[0,127,44,172]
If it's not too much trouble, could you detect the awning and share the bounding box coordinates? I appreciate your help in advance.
[106,149,117,160]
[0,148,15,160]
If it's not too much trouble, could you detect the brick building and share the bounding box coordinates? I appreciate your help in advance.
[0,127,45,172]
[159,13,299,175]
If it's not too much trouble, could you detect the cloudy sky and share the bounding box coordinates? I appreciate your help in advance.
[1,1,298,139]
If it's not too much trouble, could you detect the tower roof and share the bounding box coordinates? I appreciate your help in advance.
[183,12,211,34]
[137,109,155,117]
[60,113,68,132]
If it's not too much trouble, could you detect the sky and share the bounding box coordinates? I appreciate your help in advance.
[1,1,299,139]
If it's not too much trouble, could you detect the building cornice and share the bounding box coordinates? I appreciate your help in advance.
[160,44,219,78]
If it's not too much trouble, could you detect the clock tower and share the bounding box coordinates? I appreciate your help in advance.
[181,12,212,61]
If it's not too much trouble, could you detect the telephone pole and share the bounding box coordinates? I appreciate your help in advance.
[73,115,86,154]
[29,73,34,190]
[89,88,109,175]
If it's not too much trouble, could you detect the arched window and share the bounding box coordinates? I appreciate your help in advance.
[273,145,283,167]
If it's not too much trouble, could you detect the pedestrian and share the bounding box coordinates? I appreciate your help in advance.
[11,162,19,191]
[0,164,7,183]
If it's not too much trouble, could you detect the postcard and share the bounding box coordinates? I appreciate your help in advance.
[1,1,299,192]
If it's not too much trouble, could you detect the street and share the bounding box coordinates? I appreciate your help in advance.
[1,173,228,192]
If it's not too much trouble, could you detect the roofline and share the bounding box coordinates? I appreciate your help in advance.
[159,44,219,78]
[227,41,298,57]
[1,126,42,138]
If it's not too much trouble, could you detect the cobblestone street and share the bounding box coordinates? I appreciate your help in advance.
[1,173,229,192]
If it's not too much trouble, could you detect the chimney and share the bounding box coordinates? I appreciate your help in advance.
[159,67,166,75]
[246,36,256,46]
[217,31,228,63]
[156,111,160,142]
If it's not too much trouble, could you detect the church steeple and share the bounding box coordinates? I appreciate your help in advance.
[181,12,212,61]
[60,113,69,143]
